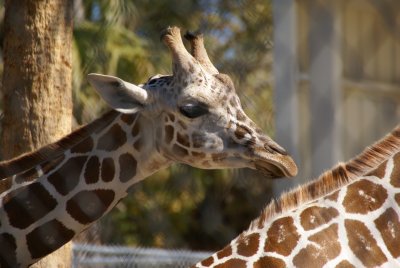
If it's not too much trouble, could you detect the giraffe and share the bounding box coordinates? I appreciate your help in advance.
[0,26,297,267]
[194,126,400,267]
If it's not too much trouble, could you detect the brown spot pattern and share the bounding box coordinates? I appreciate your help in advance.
[172,144,189,158]
[167,113,175,122]
[120,113,135,125]
[47,156,87,196]
[66,189,115,224]
[101,158,115,182]
[133,136,144,151]
[215,259,246,268]
[345,219,387,267]
[0,111,118,180]
[70,137,94,154]
[26,219,75,259]
[395,193,400,207]
[325,190,339,202]
[300,206,339,230]
[367,160,387,178]
[200,256,214,267]
[0,233,17,267]
[236,233,260,257]
[265,216,300,256]
[391,153,400,187]
[335,260,356,268]
[164,125,174,144]
[374,207,400,258]
[253,256,286,268]
[119,153,137,182]
[236,110,246,121]
[342,180,387,214]
[192,132,205,148]
[293,246,326,268]
[177,132,190,147]
[84,156,100,184]
[293,224,340,268]
[97,124,127,151]
[308,224,340,258]
[216,246,232,259]
[4,182,57,229]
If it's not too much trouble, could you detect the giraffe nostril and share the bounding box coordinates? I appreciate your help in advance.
[264,143,288,155]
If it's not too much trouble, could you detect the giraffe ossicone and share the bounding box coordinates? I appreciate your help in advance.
[194,127,400,267]
[0,26,297,267]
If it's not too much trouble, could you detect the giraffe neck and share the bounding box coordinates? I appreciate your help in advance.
[195,125,400,268]
[0,111,172,267]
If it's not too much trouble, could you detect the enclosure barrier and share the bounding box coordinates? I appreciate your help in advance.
[72,243,212,268]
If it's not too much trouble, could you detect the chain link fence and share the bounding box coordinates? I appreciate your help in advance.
[72,244,212,268]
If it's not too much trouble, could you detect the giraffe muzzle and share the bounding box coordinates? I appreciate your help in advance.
[246,139,298,178]
[252,151,298,178]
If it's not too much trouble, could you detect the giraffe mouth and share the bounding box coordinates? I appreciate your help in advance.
[254,162,287,178]
[253,155,298,179]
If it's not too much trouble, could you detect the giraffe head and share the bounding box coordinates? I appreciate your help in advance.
[88,26,297,178]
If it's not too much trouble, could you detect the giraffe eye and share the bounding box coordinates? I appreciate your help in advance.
[179,103,209,118]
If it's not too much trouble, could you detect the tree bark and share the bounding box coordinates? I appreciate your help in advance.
[1,0,73,267]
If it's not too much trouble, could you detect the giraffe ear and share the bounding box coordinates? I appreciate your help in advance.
[87,73,150,114]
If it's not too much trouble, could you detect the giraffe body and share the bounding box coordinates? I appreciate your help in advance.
[195,127,400,268]
[0,27,297,267]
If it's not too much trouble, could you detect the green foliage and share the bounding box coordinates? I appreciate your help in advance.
[73,21,153,122]
[73,0,275,250]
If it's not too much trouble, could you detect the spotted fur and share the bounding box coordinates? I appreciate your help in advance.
[194,125,400,267]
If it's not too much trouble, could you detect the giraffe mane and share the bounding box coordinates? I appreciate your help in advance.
[0,110,119,180]
[249,126,400,230]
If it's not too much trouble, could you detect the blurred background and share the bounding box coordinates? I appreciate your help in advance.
[1,0,400,262]
[273,0,400,196]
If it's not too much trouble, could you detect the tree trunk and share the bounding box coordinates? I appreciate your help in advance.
[1,0,73,267]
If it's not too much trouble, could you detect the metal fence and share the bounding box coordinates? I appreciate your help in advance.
[72,244,212,268]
